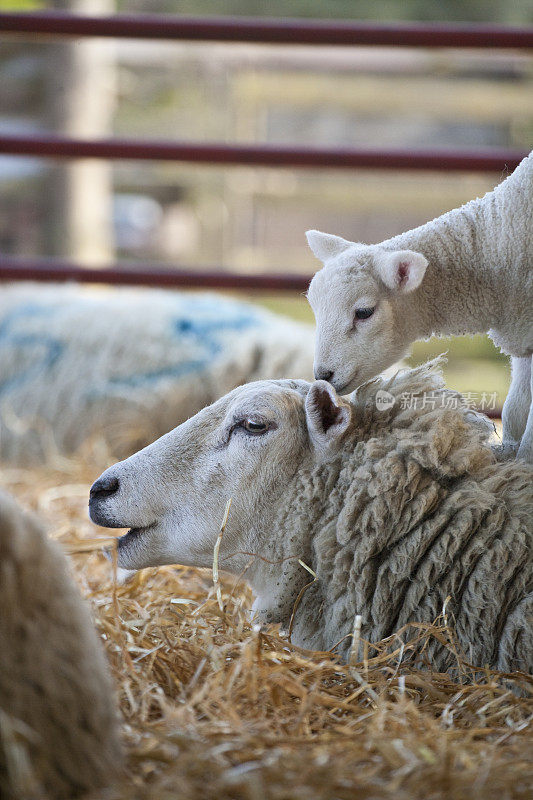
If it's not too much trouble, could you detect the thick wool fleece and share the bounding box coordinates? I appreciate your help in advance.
[277,364,532,671]
[0,490,122,799]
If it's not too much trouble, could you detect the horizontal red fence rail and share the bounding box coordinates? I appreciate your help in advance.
[0,136,526,172]
[0,258,311,293]
[1,12,533,48]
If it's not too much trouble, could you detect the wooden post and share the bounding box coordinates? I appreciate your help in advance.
[46,0,115,265]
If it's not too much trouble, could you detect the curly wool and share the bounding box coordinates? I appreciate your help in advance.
[282,364,532,671]
[0,490,122,799]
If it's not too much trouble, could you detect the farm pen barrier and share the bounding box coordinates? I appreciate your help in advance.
[1,11,532,418]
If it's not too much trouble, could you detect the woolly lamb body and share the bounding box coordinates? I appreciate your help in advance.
[0,490,121,799]
[0,283,315,464]
[306,152,533,461]
[90,362,533,673]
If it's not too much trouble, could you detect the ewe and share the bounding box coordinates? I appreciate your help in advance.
[306,152,533,462]
[89,362,532,673]
[0,490,122,799]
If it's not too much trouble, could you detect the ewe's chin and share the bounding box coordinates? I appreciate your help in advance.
[116,521,169,570]
[116,516,214,571]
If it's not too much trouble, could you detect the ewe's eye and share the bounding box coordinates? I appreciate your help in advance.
[354,307,375,322]
[241,418,269,435]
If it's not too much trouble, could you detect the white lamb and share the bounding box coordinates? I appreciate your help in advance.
[0,489,122,798]
[305,151,532,462]
[89,362,533,673]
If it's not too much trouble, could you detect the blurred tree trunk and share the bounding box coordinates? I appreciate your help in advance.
[46,0,116,265]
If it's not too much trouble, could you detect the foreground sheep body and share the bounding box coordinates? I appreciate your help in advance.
[0,283,316,463]
[90,363,533,672]
[306,152,533,462]
[0,490,121,798]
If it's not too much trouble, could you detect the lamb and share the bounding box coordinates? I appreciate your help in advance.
[305,151,533,462]
[88,361,533,673]
[0,283,316,464]
[0,489,122,799]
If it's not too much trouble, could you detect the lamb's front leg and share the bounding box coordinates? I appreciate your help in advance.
[501,356,532,461]
[516,355,533,463]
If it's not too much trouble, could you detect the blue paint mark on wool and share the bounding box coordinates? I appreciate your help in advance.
[0,293,269,399]
[0,304,64,396]
[101,303,264,392]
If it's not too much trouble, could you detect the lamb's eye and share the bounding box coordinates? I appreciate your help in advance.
[241,419,269,435]
[354,307,375,321]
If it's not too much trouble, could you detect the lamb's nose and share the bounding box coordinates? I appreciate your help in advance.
[314,368,335,383]
[90,475,119,501]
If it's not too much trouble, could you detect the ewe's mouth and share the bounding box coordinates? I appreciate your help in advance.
[118,523,156,549]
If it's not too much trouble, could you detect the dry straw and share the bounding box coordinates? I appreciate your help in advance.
[1,443,531,800]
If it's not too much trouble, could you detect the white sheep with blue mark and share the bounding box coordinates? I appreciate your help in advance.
[0,283,317,463]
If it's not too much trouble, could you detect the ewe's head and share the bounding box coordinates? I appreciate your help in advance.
[89,379,351,573]
[306,230,428,392]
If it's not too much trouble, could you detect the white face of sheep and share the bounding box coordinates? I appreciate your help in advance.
[89,379,351,572]
[306,230,428,393]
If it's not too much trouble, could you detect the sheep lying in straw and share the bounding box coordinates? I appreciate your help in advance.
[306,151,533,462]
[0,283,316,464]
[89,360,533,673]
[0,489,122,799]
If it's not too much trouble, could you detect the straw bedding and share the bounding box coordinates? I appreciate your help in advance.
[1,444,531,800]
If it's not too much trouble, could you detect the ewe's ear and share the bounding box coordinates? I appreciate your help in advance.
[374,249,428,293]
[306,230,352,263]
[305,380,351,457]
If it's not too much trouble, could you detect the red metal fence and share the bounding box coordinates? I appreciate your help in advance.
[0,11,531,293]
[0,136,526,173]
[2,12,533,47]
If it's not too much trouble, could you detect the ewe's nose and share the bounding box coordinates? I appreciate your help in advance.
[314,367,335,383]
[90,475,119,501]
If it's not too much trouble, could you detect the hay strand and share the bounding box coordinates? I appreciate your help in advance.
[213,498,232,612]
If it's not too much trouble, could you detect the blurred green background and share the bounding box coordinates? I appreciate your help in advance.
[1,0,532,405]
[2,0,532,21]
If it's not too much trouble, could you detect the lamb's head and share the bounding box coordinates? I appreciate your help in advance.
[306,229,428,393]
[89,378,351,574]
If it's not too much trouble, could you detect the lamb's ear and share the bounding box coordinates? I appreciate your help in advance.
[305,380,351,456]
[306,230,352,263]
[374,249,428,293]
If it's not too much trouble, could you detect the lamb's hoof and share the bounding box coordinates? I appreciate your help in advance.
[491,441,519,462]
